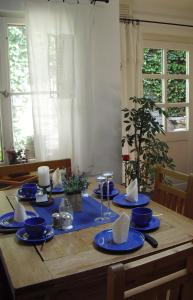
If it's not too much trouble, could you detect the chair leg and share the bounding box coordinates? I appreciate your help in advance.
[0,259,13,300]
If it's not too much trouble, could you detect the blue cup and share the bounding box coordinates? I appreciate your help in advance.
[99,181,114,194]
[131,207,152,227]
[18,183,37,198]
[24,217,46,238]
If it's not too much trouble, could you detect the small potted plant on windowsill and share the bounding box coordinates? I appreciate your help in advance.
[6,148,28,165]
[63,172,88,211]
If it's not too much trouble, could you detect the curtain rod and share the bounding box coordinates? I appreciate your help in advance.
[120,18,193,29]
[48,0,109,3]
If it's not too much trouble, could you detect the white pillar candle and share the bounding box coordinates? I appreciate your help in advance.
[38,166,50,187]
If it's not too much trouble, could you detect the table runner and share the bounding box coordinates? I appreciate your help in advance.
[32,196,119,235]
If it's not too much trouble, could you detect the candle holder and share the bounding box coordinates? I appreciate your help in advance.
[95,176,106,222]
[103,171,113,219]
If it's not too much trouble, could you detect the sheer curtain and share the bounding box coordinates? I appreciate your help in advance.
[25,0,121,180]
[120,22,143,158]
[120,22,143,108]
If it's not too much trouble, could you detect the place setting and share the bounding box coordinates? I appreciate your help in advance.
[16,166,62,206]
[0,198,37,233]
[94,207,159,253]
[16,216,54,245]
[113,178,150,208]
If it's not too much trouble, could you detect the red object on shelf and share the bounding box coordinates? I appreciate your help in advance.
[122,154,130,161]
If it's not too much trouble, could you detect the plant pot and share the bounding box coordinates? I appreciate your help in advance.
[6,150,18,164]
[66,193,82,212]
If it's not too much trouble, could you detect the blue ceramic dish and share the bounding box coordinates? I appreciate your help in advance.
[93,188,119,199]
[113,193,149,208]
[24,216,46,238]
[94,228,144,252]
[131,207,152,227]
[18,183,38,198]
[17,188,42,201]
[16,225,54,244]
[0,211,37,228]
[46,186,64,194]
[130,216,160,232]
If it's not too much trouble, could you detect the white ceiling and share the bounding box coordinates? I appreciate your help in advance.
[120,0,193,23]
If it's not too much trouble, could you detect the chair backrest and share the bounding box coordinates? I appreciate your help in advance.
[152,166,193,219]
[0,159,71,186]
[107,242,193,300]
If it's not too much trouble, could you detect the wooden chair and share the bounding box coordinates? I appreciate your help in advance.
[0,159,71,187]
[107,242,193,300]
[152,166,193,219]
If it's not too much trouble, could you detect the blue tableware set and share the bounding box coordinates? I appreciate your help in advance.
[93,183,160,253]
[0,180,160,249]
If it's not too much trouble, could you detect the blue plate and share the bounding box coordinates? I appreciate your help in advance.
[93,188,119,199]
[46,186,64,194]
[113,193,150,208]
[17,189,42,201]
[130,216,160,232]
[0,211,37,228]
[16,225,54,244]
[94,228,144,252]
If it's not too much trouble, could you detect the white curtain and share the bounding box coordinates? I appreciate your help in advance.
[25,0,121,181]
[120,22,143,108]
[120,22,143,159]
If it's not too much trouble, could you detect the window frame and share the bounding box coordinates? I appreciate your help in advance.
[142,39,193,142]
[0,17,35,163]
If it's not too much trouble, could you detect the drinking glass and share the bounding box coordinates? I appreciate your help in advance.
[95,175,106,222]
[102,171,113,218]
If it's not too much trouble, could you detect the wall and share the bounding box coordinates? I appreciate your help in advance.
[120,0,193,173]
[0,0,24,14]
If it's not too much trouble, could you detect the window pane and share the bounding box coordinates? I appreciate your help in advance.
[152,110,164,127]
[167,79,186,103]
[167,107,187,132]
[143,79,162,102]
[11,95,35,158]
[167,50,186,74]
[7,25,30,93]
[142,48,162,74]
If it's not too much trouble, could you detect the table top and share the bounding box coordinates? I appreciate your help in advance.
[1,181,193,293]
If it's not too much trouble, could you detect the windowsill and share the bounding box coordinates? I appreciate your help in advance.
[157,131,189,142]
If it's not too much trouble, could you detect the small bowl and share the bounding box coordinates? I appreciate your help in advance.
[24,217,46,238]
[131,207,152,227]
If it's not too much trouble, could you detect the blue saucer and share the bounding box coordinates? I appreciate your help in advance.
[93,188,119,199]
[94,228,144,252]
[46,186,64,194]
[17,189,42,201]
[113,193,150,208]
[0,211,37,228]
[130,216,160,232]
[16,225,54,244]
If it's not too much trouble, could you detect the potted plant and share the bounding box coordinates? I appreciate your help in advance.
[6,147,28,164]
[122,97,175,193]
[63,173,88,211]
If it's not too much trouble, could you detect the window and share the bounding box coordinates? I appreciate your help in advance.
[0,18,35,162]
[142,46,189,132]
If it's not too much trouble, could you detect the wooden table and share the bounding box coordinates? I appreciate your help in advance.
[0,182,193,300]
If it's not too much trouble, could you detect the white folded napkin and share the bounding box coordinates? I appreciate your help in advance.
[125,178,138,202]
[14,198,27,222]
[112,212,130,244]
[52,168,62,188]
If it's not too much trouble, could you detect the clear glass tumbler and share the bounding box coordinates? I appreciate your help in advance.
[95,175,106,222]
[102,171,114,219]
